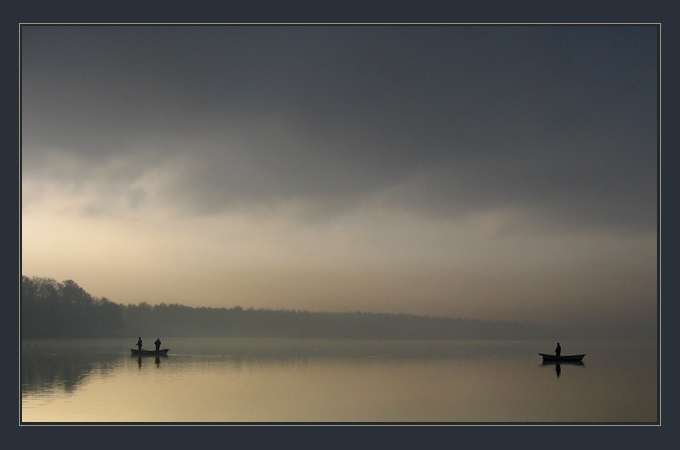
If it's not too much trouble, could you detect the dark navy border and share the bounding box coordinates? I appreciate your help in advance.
[7,2,671,448]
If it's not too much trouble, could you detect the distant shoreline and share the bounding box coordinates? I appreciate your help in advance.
[21,276,656,341]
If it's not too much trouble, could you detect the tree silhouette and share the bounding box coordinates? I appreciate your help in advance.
[21,275,546,339]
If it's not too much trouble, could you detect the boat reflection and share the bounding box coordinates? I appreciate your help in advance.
[541,360,585,378]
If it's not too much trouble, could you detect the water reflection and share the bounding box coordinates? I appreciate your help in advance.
[21,345,122,396]
[541,360,585,378]
[21,338,510,398]
[21,339,658,423]
[136,355,165,368]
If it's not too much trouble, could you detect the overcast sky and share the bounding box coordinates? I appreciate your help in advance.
[21,24,658,327]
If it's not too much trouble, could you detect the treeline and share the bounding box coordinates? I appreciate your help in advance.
[22,276,125,338]
[21,276,546,340]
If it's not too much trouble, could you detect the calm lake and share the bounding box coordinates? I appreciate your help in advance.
[20,337,658,424]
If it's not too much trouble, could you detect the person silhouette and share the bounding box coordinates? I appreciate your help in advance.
[555,342,561,357]
[155,338,161,352]
[137,337,143,351]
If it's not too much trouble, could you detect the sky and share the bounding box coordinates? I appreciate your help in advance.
[21,24,658,328]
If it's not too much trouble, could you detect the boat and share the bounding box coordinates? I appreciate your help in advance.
[539,353,585,362]
[542,359,584,366]
[131,348,169,356]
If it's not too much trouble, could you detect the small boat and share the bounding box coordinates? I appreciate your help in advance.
[542,359,584,366]
[131,348,169,356]
[539,353,585,362]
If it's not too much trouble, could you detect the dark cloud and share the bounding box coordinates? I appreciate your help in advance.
[22,25,658,233]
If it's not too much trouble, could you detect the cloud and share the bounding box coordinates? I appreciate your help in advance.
[22,24,657,237]
[21,25,658,328]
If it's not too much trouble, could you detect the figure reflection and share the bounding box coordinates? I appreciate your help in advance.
[137,355,163,368]
[541,359,584,378]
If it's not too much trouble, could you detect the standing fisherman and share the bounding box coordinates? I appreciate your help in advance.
[555,342,561,357]
[136,337,143,351]
[155,338,162,352]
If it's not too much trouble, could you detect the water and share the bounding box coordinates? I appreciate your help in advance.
[20,338,658,423]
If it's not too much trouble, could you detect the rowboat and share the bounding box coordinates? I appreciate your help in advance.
[131,349,169,356]
[539,353,585,362]
[542,359,584,367]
